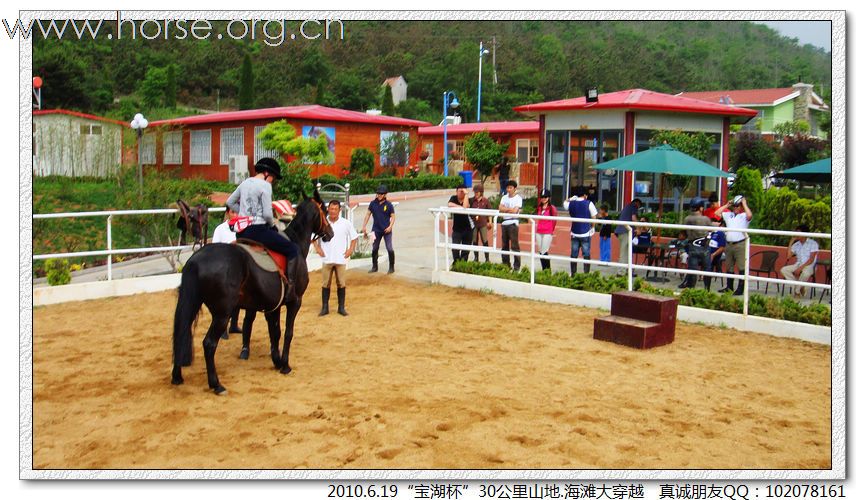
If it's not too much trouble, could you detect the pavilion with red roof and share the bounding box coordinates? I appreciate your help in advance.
[145,105,431,181]
[513,88,757,210]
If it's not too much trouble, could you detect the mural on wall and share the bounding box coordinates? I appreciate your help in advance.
[379,130,410,167]
[302,126,336,164]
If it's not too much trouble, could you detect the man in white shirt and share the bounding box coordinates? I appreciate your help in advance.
[498,180,523,271]
[313,200,358,316]
[715,195,752,295]
[780,224,819,298]
[212,205,237,244]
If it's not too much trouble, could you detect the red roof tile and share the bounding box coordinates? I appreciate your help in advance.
[678,88,797,106]
[418,121,539,136]
[33,109,128,127]
[150,105,430,128]
[513,89,757,122]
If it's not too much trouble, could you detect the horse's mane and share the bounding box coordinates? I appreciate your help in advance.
[283,192,323,247]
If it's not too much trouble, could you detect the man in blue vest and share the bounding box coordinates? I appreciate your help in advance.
[565,186,598,276]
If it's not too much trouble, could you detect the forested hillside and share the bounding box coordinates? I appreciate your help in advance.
[33,19,831,124]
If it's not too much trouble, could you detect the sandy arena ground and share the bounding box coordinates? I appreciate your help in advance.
[32,271,831,470]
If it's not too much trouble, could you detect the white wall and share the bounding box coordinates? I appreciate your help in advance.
[33,115,123,177]
[635,111,724,134]
[544,110,626,131]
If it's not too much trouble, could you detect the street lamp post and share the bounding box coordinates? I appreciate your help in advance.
[442,91,460,177]
[130,113,149,197]
[477,41,489,122]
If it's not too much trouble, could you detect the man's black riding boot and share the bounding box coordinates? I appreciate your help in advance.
[319,288,330,316]
[369,250,379,273]
[733,278,745,296]
[337,287,348,316]
[387,251,395,274]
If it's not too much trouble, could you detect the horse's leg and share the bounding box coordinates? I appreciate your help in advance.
[264,309,282,369]
[279,299,301,375]
[239,309,256,360]
[202,314,230,395]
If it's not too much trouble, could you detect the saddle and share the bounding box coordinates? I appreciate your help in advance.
[176,199,209,249]
[234,239,289,284]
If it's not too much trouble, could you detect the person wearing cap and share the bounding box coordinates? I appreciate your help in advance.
[226,157,299,267]
[447,185,472,263]
[679,200,713,289]
[715,195,752,295]
[564,186,597,275]
[498,180,523,271]
[361,184,396,273]
[469,184,492,262]
[535,188,558,271]
[313,200,358,316]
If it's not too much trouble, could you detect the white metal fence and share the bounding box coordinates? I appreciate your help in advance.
[429,207,831,316]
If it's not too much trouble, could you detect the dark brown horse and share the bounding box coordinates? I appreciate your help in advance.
[171,191,333,394]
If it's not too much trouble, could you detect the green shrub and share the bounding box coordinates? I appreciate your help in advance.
[729,166,764,214]
[349,148,375,178]
[348,174,462,195]
[274,160,314,201]
[752,186,831,247]
[45,259,72,286]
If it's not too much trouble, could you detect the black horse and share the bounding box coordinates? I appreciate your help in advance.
[171,191,333,394]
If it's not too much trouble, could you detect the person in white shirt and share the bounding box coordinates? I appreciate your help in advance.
[313,200,358,316]
[498,180,523,271]
[780,224,820,298]
[212,205,238,244]
[715,195,752,295]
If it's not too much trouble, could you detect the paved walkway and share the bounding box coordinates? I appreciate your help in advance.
[34,190,830,306]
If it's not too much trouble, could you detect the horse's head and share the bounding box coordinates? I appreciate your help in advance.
[301,190,333,243]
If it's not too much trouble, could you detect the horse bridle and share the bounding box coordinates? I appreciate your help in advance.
[310,200,330,242]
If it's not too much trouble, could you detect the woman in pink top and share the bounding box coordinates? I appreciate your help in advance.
[535,189,558,271]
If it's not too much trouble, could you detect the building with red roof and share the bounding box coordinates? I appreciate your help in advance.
[145,105,430,182]
[417,121,540,187]
[33,109,135,177]
[513,88,757,210]
[679,83,829,140]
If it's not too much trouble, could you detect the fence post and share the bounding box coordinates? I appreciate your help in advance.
[627,226,633,291]
[530,218,536,284]
[106,214,113,281]
[743,237,751,316]
[492,215,499,255]
[433,212,440,273]
[444,215,451,271]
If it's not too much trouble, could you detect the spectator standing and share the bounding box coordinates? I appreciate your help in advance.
[614,198,643,269]
[469,185,492,262]
[535,189,558,271]
[597,204,613,263]
[496,156,510,195]
[498,180,523,271]
[565,186,598,275]
[708,220,727,286]
[679,201,713,289]
[448,185,473,263]
[361,184,396,274]
[703,193,722,224]
[313,200,358,316]
[780,224,819,297]
[715,195,752,295]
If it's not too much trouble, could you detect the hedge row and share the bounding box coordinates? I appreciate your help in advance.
[315,173,464,195]
[450,261,830,327]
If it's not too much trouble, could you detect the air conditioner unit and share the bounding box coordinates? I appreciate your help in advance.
[228,155,248,185]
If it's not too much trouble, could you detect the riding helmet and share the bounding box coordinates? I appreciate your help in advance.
[376,184,388,195]
[254,157,282,180]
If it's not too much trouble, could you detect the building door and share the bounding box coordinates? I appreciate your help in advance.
[567,132,599,200]
[545,131,568,207]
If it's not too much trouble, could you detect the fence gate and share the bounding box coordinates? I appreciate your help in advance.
[317,182,351,219]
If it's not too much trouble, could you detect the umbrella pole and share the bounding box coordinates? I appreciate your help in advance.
[655,173,664,245]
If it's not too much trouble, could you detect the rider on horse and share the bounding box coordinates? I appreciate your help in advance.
[226,157,299,271]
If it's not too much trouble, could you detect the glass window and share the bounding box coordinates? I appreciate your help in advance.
[163,131,182,165]
[254,125,277,162]
[446,140,465,159]
[139,134,156,165]
[190,130,211,165]
[220,127,245,165]
[516,139,539,163]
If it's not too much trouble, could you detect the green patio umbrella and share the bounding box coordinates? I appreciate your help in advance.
[591,144,732,220]
[772,158,831,183]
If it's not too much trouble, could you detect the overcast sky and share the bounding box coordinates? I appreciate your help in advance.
[753,21,832,51]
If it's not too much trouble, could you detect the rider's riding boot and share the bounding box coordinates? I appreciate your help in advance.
[319,287,330,316]
[387,251,395,274]
[337,287,349,316]
[369,250,379,273]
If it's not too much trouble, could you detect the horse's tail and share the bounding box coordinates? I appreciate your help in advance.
[173,260,203,367]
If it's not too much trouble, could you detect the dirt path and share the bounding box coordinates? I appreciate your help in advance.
[32,271,830,469]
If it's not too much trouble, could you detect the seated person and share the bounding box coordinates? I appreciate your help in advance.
[668,230,689,266]
[780,224,819,297]
[632,217,653,251]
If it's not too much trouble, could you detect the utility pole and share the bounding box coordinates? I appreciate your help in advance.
[492,35,498,85]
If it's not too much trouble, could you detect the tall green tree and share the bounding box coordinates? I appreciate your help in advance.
[164,64,177,109]
[238,53,255,110]
[730,131,778,174]
[381,85,395,116]
[257,120,333,199]
[464,131,510,186]
[650,129,714,221]
[139,66,168,109]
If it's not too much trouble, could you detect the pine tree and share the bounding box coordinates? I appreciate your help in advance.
[381,84,395,116]
[164,64,177,109]
[238,54,255,110]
